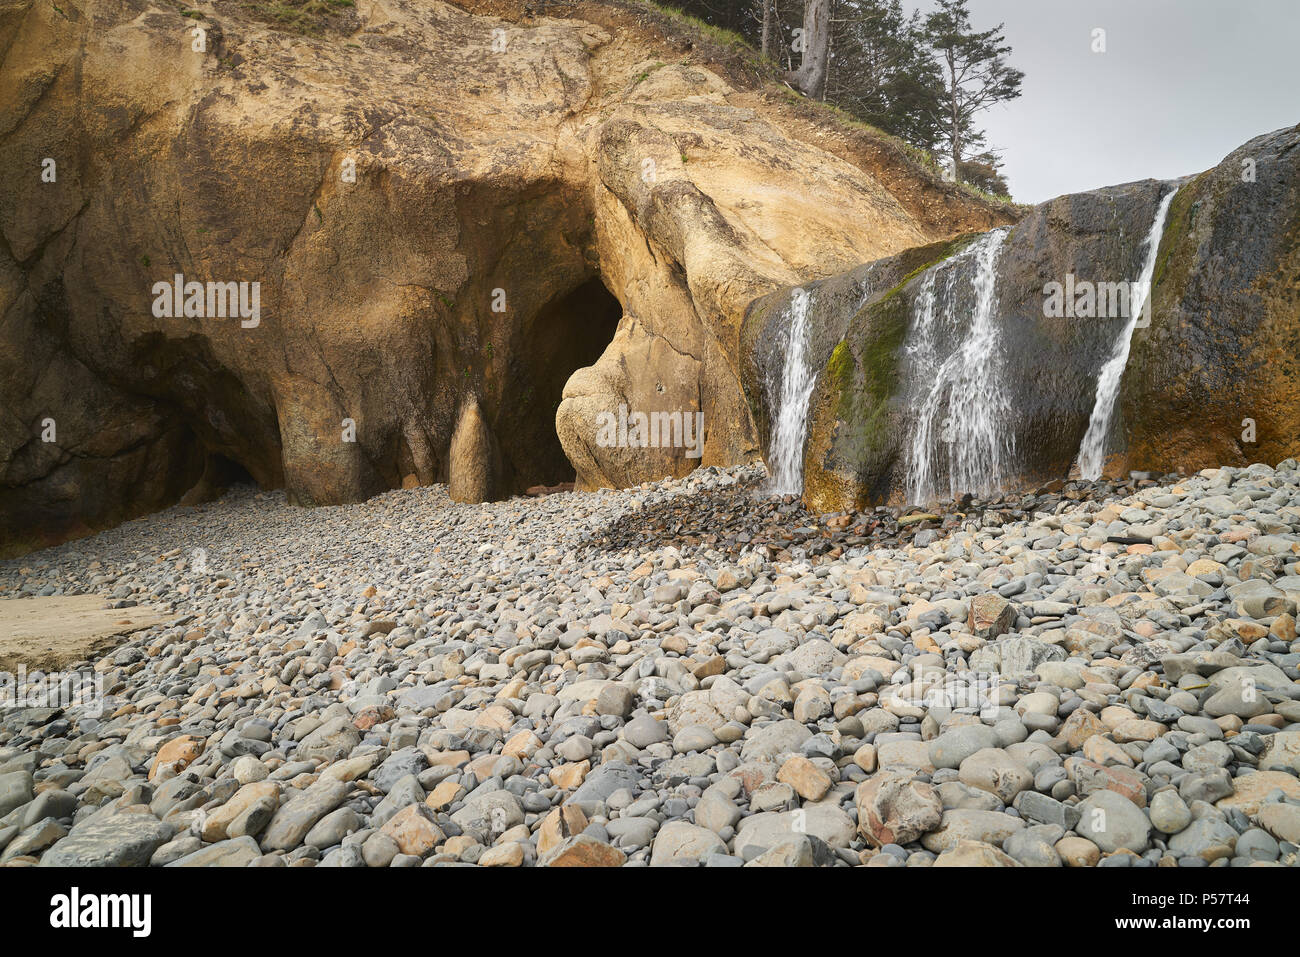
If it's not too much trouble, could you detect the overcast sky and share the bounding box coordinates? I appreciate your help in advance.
[908,0,1299,203]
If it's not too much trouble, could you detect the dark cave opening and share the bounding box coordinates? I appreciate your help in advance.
[181,450,258,505]
[506,276,622,491]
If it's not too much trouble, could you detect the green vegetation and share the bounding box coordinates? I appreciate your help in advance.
[643,2,755,53]
[1150,173,1206,293]
[1128,173,1207,383]
[645,1,1023,204]
[240,0,356,36]
[822,233,976,475]
[631,61,668,89]
[824,291,907,478]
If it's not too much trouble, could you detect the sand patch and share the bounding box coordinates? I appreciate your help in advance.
[0,596,168,672]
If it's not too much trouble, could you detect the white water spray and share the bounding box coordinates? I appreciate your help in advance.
[906,227,1012,504]
[767,287,815,494]
[1076,186,1179,480]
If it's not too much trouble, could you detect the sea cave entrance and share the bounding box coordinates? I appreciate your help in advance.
[505,275,622,492]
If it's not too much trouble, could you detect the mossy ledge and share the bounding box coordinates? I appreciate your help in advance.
[803,231,986,511]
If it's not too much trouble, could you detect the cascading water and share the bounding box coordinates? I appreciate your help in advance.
[767,287,815,494]
[906,226,1013,504]
[1076,185,1180,480]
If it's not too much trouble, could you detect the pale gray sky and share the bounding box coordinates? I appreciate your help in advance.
[910,0,1300,203]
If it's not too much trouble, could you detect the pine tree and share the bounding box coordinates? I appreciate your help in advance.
[922,0,1023,180]
[826,0,946,152]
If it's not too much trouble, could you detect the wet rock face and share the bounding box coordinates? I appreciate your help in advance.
[741,262,882,466]
[802,178,1171,511]
[741,236,979,508]
[1121,125,1300,476]
[743,179,1170,512]
[758,125,1299,512]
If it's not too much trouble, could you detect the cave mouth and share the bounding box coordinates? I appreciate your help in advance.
[506,276,622,492]
[205,452,256,490]
[182,450,259,505]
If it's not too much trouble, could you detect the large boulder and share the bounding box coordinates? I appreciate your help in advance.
[767,179,1170,509]
[1119,125,1300,475]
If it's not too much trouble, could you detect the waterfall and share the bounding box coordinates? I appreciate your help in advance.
[1076,186,1179,480]
[906,226,1012,504]
[767,286,815,494]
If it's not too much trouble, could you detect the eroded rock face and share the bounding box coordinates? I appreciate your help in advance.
[760,125,1300,511]
[0,0,1004,554]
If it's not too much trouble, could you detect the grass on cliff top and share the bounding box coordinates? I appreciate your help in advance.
[238,0,357,36]
[641,1,754,52]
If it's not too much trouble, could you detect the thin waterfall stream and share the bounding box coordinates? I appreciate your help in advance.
[1076,185,1180,479]
[767,287,814,495]
[905,226,1012,504]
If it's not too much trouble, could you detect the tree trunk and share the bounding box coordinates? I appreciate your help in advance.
[790,0,830,99]
[760,0,772,59]
[947,50,961,180]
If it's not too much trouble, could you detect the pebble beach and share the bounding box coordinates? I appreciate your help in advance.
[1,460,1298,868]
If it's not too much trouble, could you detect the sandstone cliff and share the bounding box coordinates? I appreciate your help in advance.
[0,0,1010,555]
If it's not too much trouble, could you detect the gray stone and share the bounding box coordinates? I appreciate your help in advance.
[20,788,77,828]
[1148,789,1191,834]
[451,789,524,833]
[1003,825,1063,867]
[303,807,361,849]
[744,834,837,867]
[1074,791,1151,854]
[373,746,429,793]
[568,762,640,810]
[921,809,1025,852]
[957,748,1034,803]
[736,805,856,853]
[39,811,175,867]
[649,822,726,865]
[0,817,67,862]
[0,770,34,817]
[261,780,349,851]
[928,725,1001,770]
[296,717,361,764]
[740,719,813,761]
[693,791,742,834]
[624,716,669,749]
[1168,816,1239,859]
[166,835,263,867]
